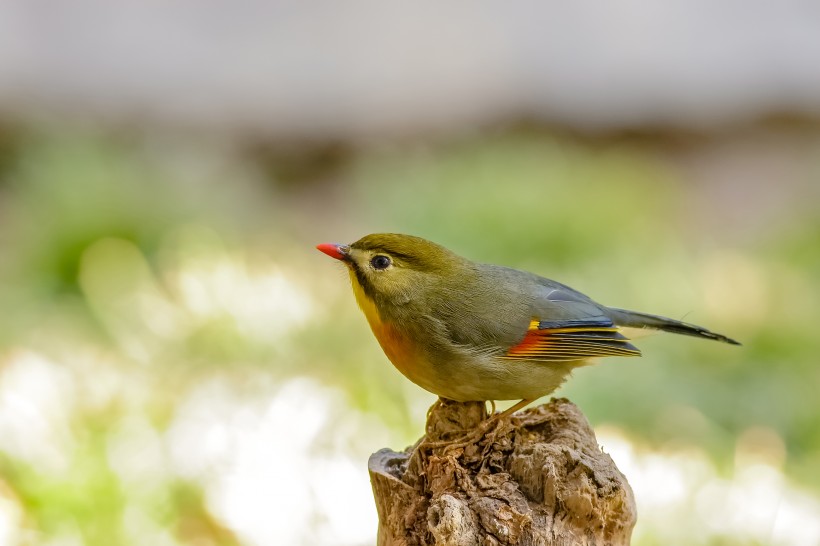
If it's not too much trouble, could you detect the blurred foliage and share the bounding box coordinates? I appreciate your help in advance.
[0,127,818,545]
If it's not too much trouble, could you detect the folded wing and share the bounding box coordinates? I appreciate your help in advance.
[503,317,641,362]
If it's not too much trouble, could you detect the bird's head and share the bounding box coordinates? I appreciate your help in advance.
[316,233,464,306]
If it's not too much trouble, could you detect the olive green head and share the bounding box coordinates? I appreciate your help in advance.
[317,233,466,304]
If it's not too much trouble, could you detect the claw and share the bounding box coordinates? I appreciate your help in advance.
[418,399,535,453]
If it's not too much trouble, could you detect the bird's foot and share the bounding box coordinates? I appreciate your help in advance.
[419,399,534,453]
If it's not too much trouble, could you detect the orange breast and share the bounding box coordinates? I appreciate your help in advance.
[369,319,417,372]
[349,270,419,378]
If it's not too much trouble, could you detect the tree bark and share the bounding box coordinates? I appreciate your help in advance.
[368,398,636,546]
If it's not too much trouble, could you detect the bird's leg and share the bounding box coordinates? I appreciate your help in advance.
[423,398,535,452]
[493,398,533,421]
[487,399,496,418]
[474,398,535,459]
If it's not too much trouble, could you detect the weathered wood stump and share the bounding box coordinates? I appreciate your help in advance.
[368,398,636,546]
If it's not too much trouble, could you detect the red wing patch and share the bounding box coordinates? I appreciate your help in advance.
[503,318,641,362]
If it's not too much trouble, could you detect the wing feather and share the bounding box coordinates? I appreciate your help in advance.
[502,318,641,362]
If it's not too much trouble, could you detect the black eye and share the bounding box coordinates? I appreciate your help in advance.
[370,255,391,270]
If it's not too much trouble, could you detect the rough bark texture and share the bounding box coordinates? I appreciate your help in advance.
[368,398,636,546]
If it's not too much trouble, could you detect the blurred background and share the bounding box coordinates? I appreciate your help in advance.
[1,2,819,545]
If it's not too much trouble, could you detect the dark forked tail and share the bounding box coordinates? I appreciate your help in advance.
[606,307,741,345]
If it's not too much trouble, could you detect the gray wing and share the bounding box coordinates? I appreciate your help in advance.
[447,265,641,361]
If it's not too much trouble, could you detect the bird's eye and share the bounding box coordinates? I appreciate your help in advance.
[370,255,391,270]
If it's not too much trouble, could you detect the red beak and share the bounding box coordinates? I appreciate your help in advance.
[316,243,348,260]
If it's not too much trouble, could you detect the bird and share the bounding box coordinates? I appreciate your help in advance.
[316,233,739,417]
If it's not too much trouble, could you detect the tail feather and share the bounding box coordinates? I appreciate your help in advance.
[607,307,741,346]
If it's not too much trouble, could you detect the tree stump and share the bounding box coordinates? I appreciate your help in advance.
[368,398,636,546]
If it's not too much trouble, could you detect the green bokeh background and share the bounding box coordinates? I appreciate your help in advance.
[0,127,818,545]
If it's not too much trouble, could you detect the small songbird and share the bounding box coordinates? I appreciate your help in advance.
[317,233,739,413]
